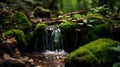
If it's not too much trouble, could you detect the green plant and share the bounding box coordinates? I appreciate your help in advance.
[111,46,120,67]
[92,22,111,37]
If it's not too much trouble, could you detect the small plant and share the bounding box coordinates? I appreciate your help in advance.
[111,46,120,67]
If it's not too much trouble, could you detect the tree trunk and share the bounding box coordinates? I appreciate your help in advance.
[77,0,80,9]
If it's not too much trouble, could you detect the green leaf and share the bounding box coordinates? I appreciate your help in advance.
[110,46,120,52]
[113,62,120,67]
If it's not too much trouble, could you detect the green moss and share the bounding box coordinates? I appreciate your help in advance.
[33,6,51,18]
[35,23,47,31]
[59,21,77,52]
[9,11,32,30]
[92,22,111,37]
[59,21,76,32]
[34,23,47,35]
[82,31,98,44]
[4,29,27,52]
[66,38,120,64]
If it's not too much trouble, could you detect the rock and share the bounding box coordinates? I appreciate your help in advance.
[65,38,120,67]
[4,29,27,52]
[13,48,21,58]
[0,37,18,56]
[0,52,26,67]
[0,53,26,67]
[1,58,26,67]
[33,7,51,18]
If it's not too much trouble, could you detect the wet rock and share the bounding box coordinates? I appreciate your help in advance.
[0,37,18,56]
[0,53,26,67]
[1,58,26,67]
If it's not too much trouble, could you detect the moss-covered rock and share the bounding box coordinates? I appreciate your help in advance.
[59,21,77,52]
[33,6,51,18]
[66,38,120,67]
[4,29,27,52]
[0,37,17,56]
[34,23,48,33]
[59,21,76,32]
[27,23,47,52]
[8,11,32,30]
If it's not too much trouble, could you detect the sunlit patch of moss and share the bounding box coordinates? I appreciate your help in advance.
[33,6,51,18]
[59,21,76,32]
[34,23,47,34]
[66,38,120,64]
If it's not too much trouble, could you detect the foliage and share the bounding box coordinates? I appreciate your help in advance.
[81,31,98,44]
[9,11,32,30]
[111,46,120,67]
[4,29,27,52]
[61,0,99,13]
[33,6,51,18]
[66,38,120,65]
[92,22,111,37]
[90,5,110,13]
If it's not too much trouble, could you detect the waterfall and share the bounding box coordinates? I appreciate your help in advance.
[45,26,64,52]
[34,37,39,53]
[32,25,68,67]
[51,28,63,51]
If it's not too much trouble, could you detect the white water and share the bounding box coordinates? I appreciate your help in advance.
[44,26,64,51]
[43,49,68,56]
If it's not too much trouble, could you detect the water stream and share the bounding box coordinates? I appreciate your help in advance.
[45,26,63,51]
[32,25,68,67]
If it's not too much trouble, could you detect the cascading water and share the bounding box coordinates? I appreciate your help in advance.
[34,37,39,53]
[43,25,67,55]
[40,26,67,67]
[32,25,68,67]
[45,26,64,51]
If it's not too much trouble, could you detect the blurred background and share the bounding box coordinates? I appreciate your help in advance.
[0,0,120,14]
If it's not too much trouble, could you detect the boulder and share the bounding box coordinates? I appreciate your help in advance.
[33,6,51,18]
[0,53,26,67]
[65,38,120,67]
